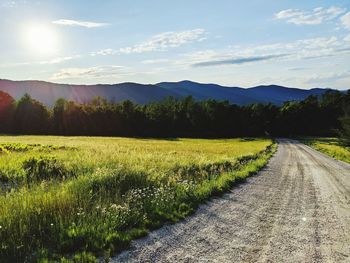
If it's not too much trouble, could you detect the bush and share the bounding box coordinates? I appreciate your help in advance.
[1,143,32,152]
[71,252,97,263]
[89,168,152,199]
[60,251,97,263]
[23,156,73,184]
[0,146,9,154]
[0,170,9,183]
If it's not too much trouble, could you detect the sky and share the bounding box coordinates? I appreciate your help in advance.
[0,0,349,89]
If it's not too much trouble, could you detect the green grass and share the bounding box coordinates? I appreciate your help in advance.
[301,137,350,163]
[0,136,275,262]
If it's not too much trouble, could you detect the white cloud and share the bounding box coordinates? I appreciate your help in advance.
[141,59,169,64]
[52,19,109,28]
[305,70,350,84]
[1,0,27,8]
[91,48,118,56]
[121,29,207,53]
[0,55,81,68]
[51,66,130,80]
[0,61,31,68]
[341,12,350,30]
[179,36,350,67]
[232,37,342,56]
[288,67,310,71]
[92,29,207,56]
[2,1,17,7]
[275,6,346,25]
[39,56,81,65]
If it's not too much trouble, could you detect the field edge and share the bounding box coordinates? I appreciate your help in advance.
[105,141,278,262]
[299,137,350,164]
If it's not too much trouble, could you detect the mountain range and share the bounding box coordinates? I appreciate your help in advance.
[0,79,340,106]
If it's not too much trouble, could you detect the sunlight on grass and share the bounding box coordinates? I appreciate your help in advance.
[0,136,274,262]
[302,137,350,164]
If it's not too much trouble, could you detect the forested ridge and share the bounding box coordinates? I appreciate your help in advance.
[0,89,349,138]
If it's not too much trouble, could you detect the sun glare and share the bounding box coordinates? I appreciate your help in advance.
[24,24,57,54]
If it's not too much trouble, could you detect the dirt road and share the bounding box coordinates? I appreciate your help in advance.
[112,139,350,263]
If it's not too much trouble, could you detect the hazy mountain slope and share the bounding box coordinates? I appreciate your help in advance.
[0,79,180,106]
[0,79,337,106]
[157,81,331,105]
[245,85,330,104]
[157,80,259,105]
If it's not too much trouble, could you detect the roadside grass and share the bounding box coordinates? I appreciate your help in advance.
[300,137,350,164]
[0,136,275,262]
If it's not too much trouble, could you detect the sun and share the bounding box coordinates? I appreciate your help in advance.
[24,24,57,55]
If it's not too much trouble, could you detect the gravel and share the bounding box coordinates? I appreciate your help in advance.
[111,139,350,263]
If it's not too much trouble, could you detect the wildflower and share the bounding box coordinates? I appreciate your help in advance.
[110,203,120,210]
[50,223,54,226]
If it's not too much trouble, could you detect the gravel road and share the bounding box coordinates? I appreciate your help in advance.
[112,139,350,263]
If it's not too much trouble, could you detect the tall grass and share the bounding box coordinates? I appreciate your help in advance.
[0,136,275,262]
[301,137,350,163]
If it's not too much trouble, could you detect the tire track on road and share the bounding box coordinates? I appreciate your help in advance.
[111,139,350,263]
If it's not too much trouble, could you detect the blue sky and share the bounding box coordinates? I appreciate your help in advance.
[0,0,349,89]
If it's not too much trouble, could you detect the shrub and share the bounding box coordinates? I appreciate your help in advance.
[89,168,152,199]
[0,170,9,183]
[71,252,97,263]
[60,251,97,263]
[23,156,73,184]
[0,145,9,154]
[1,143,32,152]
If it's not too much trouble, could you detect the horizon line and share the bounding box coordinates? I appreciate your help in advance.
[0,78,340,91]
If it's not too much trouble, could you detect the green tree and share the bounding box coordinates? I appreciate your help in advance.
[53,98,66,134]
[14,94,51,134]
[339,90,350,140]
[0,91,15,133]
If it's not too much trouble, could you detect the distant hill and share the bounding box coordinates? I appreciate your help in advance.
[0,79,338,106]
[244,85,329,105]
[156,81,258,105]
[0,79,180,106]
[157,80,332,105]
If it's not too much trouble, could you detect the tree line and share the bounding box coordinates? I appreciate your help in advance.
[0,90,349,138]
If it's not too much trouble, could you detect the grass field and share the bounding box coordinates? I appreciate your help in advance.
[301,137,350,164]
[0,136,275,262]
